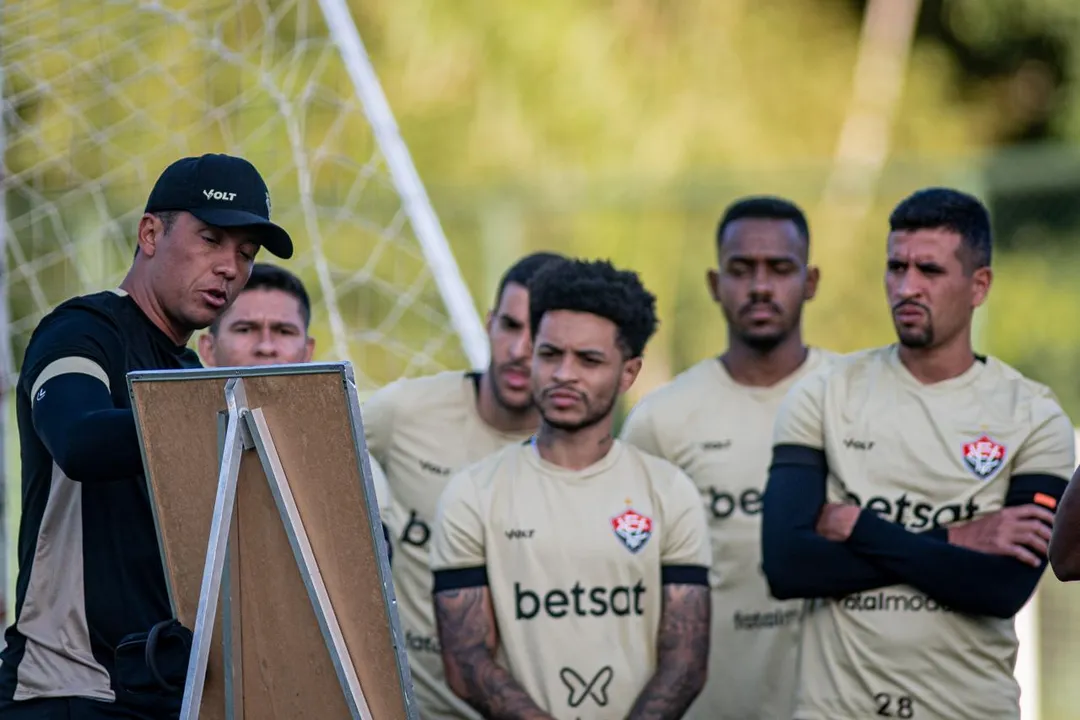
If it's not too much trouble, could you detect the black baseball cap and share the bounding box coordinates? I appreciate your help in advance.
[144,153,294,259]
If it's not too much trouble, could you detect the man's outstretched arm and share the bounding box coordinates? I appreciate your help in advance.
[626,580,710,720]
[762,444,902,599]
[433,580,554,720]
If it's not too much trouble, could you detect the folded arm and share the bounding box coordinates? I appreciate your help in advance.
[433,569,554,720]
[761,444,901,599]
[626,567,711,720]
[32,364,144,483]
[844,473,1065,619]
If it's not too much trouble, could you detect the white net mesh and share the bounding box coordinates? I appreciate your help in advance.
[1,0,482,392]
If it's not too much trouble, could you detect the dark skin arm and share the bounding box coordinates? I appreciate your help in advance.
[626,584,711,720]
[434,587,555,720]
[1050,465,1080,581]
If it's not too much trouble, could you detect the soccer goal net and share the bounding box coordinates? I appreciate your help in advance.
[0,0,489,394]
[0,0,489,621]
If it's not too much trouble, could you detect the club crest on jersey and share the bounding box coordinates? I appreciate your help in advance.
[962,435,1006,480]
[611,508,653,553]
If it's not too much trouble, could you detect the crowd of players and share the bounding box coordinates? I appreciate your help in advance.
[0,152,1078,720]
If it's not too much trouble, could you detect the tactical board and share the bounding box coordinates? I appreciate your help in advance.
[128,363,414,719]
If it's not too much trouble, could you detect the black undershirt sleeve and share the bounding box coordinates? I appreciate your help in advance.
[32,372,145,484]
[761,444,900,600]
[844,473,1066,619]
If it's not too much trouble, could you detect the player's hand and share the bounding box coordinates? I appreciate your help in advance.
[947,504,1056,567]
[816,503,861,542]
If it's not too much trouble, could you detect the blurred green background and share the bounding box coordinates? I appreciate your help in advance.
[5,0,1080,716]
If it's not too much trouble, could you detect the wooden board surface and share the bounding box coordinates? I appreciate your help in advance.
[130,366,411,719]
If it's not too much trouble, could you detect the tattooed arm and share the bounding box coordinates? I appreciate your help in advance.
[434,586,556,720]
[626,583,711,720]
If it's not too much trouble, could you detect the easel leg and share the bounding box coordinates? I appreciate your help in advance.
[244,407,374,720]
[217,412,245,720]
[181,378,251,720]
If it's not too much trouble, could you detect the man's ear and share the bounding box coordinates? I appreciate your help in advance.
[804,265,820,302]
[619,356,643,395]
[197,333,216,367]
[706,269,721,303]
[136,214,162,257]
[972,266,993,308]
[303,336,316,363]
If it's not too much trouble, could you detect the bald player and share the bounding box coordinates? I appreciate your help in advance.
[197,261,394,561]
[621,196,831,720]
[431,258,711,720]
[362,252,565,719]
[762,187,1073,720]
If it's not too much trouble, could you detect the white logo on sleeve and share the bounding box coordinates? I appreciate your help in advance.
[203,189,236,201]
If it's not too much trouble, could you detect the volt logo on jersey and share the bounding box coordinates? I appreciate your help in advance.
[962,435,1006,480]
[611,507,653,553]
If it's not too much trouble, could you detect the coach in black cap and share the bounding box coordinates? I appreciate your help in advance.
[144,152,293,259]
[0,153,290,719]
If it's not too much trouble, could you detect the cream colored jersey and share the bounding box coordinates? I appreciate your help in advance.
[429,440,711,720]
[773,345,1076,720]
[620,348,833,720]
[362,371,533,720]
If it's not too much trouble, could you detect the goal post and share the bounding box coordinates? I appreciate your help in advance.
[0,0,488,614]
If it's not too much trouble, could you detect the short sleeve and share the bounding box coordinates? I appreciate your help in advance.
[366,453,394,518]
[430,470,487,575]
[360,381,400,464]
[1012,400,1076,481]
[620,402,665,459]
[659,468,711,570]
[21,307,122,401]
[772,369,827,449]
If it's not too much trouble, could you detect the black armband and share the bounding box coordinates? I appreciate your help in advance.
[1005,473,1067,511]
[661,565,709,586]
[433,566,489,593]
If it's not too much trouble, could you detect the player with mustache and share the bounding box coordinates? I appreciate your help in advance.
[621,196,833,719]
[431,258,711,720]
[361,251,565,719]
[762,187,1073,720]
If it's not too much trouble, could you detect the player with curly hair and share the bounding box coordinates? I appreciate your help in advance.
[430,258,712,720]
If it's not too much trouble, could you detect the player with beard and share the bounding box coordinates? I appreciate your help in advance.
[430,258,711,720]
[362,251,564,720]
[621,196,833,720]
[762,188,1072,720]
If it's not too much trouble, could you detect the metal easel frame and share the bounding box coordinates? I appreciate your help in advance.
[126,363,414,720]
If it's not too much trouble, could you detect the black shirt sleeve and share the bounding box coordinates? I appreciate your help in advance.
[761,444,900,599]
[23,307,145,483]
[845,473,1066,619]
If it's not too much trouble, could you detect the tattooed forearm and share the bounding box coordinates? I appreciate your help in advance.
[627,583,711,720]
[434,587,555,720]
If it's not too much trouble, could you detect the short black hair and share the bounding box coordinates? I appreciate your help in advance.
[888,187,992,269]
[716,196,810,248]
[528,258,658,359]
[493,251,566,308]
[209,263,312,334]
